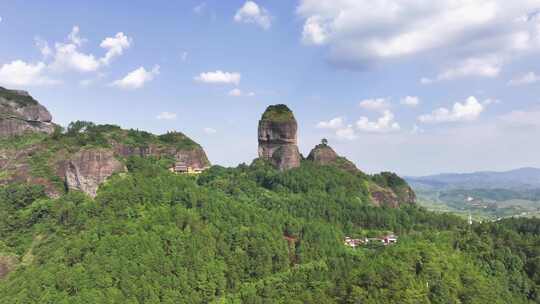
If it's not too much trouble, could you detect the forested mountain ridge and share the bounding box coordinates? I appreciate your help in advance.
[0,92,414,208]
[0,91,539,303]
[0,88,210,198]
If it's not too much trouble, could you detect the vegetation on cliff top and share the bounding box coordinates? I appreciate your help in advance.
[261,104,295,122]
[62,121,201,150]
[0,87,38,107]
[0,121,207,197]
[0,157,539,303]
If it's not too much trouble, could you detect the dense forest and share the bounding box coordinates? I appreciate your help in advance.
[0,142,539,303]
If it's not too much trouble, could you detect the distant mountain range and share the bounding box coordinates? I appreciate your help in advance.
[406,167,540,190]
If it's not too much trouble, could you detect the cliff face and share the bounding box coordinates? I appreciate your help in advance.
[113,143,210,170]
[370,172,417,207]
[64,149,126,197]
[0,87,211,198]
[258,105,301,171]
[0,87,54,137]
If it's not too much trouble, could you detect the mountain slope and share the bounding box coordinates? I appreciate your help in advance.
[407,167,540,190]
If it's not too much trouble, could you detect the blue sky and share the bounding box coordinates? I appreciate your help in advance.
[1,0,540,176]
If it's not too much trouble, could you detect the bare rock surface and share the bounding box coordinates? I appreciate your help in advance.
[258,105,301,171]
[65,149,126,197]
[0,87,54,137]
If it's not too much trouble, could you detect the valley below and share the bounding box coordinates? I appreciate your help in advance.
[407,168,540,221]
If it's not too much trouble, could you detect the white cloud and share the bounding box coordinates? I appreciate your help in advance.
[508,71,540,86]
[67,26,85,46]
[228,88,255,97]
[422,56,502,83]
[0,60,58,87]
[336,125,356,140]
[100,32,132,65]
[401,96,420,107]
[34,37,52,58]
[0,26,131,87]
[52,43,100,72]
[297,1,540,69]
[356,110,400,133]
[419,96,485,123]
[234,1,271,30]
[156,112,177,120]
[317,117,344,129]
[203,127,217,134]
[111,65,160,89]
[49,26,132,73]
[359,98,390,112]
[302,16,329,45]
[195,70,241,85]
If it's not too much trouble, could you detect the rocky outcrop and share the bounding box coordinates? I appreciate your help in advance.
[307,143,359,173]
[0,87,54,137]
[370,172,416,207]
[307,144,338,165]
[113,142,210,170]
[258,105,301,171]
[65,149,126,197]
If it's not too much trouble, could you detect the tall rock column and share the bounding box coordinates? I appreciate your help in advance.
[258,104,301,171]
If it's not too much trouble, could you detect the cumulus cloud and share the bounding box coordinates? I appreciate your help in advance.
[297,1,540,70]
[359,98,390,112]
[156,112,177,120]
[234,1,271,30]
[50,29,100,72]
[508,71,540,86]
[302,16,329,45]
[34,37,52,58]
[421,56,502,83]
[203,127,217,134]
[228,88,255,97]
[111,65,160,89]
[318,111,400,139]
[356,110,400,133]
[0,60,58,87]
[336,125,356,140]
[48,26,131,73]
[418,96,485,123]
[401,96,420,107]
[100,32,132,65]
[195,70,241,85]
[317,117,344,129]
[2,26,131,86]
